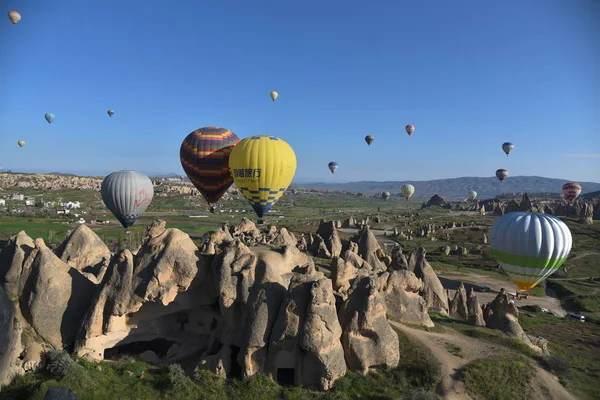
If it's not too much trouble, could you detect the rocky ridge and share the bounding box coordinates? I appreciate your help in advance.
[0,218,549,391]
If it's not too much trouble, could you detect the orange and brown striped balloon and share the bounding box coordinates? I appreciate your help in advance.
[180,127,240,204]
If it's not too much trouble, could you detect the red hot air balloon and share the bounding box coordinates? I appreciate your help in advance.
[562,182,582,202]
[405,124,415,136]
[180,126,240,206]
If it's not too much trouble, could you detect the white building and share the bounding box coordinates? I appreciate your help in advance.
[62,201,81,209]
[11,194,24,200]
[24,200,35,206]
[0,199,5,207]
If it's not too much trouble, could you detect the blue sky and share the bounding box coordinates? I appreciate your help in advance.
[1,0,599,183]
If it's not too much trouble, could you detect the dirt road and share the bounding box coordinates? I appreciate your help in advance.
[391,321,575,400]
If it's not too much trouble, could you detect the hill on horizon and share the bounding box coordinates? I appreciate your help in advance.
[295,176,600,199]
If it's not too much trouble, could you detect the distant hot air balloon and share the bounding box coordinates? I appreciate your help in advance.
[229,135,297,220]
[270,91,279,101]
[101,170,154,229]
[405,124,415,136]
[382,191,391,201]
[401,184,415,200]
[496,169,508,183]
[180,127,241,206]
[365,135,374,146]
[17,140,25,148]
[328,162,338,174]
[107,109,115,117]
[490,212,572,291]
[8,11,21,25]
[562,182,582,202]
[468,191,477,200]
[502,142,514,156]
[44,113,55,124]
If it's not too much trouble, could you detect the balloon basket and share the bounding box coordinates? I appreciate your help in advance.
[257,218,265,225]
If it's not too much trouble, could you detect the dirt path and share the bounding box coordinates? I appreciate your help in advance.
[390,321,576,400]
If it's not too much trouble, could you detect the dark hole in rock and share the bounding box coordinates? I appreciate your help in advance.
[104,338,177,360]
[276,368,295,386]
[229,345,242,379]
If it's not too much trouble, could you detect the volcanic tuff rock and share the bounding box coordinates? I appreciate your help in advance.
[0,218,549,390]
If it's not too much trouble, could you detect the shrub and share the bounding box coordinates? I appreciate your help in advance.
[166,363,189,393]
[44,350,76,380]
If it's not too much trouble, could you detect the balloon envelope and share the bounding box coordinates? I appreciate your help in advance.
[468,191,477,200]
[365,135,374,146]
[562,182,581,202]
[229,135,297,218]
[8,11,21,25]
[382,191,391,201]
[17,140,25,147]
[496,169,508,182]
[401,184,415,200]
[328,162,338,174]
[502,142,514,156]
[180,127,240,204]
[490,212,572,291]
[101,170,154,228]
[405,124,415,135]
[44,113,55,124]
[107,109,115,117]
[270,91,279,101]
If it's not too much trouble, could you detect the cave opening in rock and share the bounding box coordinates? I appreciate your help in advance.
[276,368,295,386]
[104,338,177,360]
[229,345,242,379]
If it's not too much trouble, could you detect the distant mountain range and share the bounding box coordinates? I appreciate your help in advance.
[294,176,600,200]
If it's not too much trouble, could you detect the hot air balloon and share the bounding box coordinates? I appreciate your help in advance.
[382,191,391,201]
[229,135,297,220]
[17,140,25,148]
[8,11,21,25]
[270,91,279,101]
[405,124,415,136]
[44,113,55,124]
[180,127,241,206]
[490,212,572,291]
[328,162,338,174]
[496,169,508,183]
[101,170,154,229]
[107,109,115,117]
[468,191,477,200]
[562,182,582,202]
[365,135,374,146]
[502,142,514,156]
[401,184,415,200]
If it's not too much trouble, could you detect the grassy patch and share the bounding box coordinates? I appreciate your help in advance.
[524,321,600,400]
[461,356,535,400]
[442,342,463,358]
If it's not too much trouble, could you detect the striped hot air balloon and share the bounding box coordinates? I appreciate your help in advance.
[401,184,415,200]
[562,182,582,202]
[496,169,508,183]
[180,127,240,205]
[229,135,297,219]
[490,212,572,291]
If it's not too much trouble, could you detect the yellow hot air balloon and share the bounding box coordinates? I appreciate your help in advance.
[401,184,415,200]
[17,140,25,147]
[270,91,279,101]
[229,135,296,220]
[8,11,21,25]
